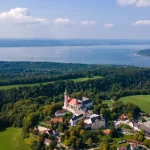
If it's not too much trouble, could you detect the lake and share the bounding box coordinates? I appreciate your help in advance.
[1,40,150,67]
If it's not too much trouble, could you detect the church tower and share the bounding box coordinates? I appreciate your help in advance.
[64,89,68,109]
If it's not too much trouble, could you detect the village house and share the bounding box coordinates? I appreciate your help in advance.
[70,114,84,126]
[36,126,50,134]
[84,114,105,129]
[129,121,150,134]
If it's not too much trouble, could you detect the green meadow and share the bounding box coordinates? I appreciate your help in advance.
[0,76,103,90]
[72,76,103,82]
[120,95,150,113]
[103,95,150,113]
[0,127,30,150]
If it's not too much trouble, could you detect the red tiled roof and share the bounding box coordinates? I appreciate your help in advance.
[51,117,63,123]
[69,99,78,105]
[103,129,110,135]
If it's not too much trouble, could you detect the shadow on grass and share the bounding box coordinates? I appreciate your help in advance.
[0,128,6,132]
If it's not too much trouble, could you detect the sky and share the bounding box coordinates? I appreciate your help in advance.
[0,0,150,39]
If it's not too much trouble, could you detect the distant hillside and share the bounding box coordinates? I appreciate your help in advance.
[138,49,150,56]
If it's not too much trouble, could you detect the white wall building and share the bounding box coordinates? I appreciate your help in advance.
[84,114,105,130]
[70,114,84,126]
[62,90,93,116]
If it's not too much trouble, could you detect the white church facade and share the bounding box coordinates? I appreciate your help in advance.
[60,90,106,128]
[63,89,93,116]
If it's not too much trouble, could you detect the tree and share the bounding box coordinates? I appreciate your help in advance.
[87,138,93,147]
[99,142,109,150]
[58,124,64,132]
[144,139,150,148]
[80,129,85,137]
[110,145,117,150]
[110,127,118,138]
[49,140,57,150]
[76,138,82,148]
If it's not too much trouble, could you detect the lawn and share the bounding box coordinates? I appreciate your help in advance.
[102,100,113,105]
[120,95,150,113]
[0,76,103,90]
[0,127,30,150]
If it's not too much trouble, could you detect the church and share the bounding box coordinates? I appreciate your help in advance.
[58,90,106,128]
[63,89,93,116]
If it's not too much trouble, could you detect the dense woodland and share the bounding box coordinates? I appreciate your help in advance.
[0,62,150,149]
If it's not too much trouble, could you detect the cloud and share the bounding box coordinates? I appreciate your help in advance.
[116,0,150,7]
[136,0,150,7]
[116,0,137,6]
[133,20,150,25]
[0,7,49,25]
[81,21,96,25]
[54,18,75,26]
[104,23,114,28]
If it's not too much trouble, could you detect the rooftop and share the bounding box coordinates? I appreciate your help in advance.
[71,114,84,121]
[55,109,66,114]
[51,117,63,123]
[103,129,110,135]
[118,146,127,150]
[69,98,78,105]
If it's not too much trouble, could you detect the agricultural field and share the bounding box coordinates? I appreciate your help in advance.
[0,76,103,90]
[102,95,150,113]
[0,127,30,150]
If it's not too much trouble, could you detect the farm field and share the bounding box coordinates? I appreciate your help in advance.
[0,76,103,90]
[102,95,150,113]
[0,127,30,150]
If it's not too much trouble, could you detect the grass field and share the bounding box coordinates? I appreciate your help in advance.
[102,95,150,113]
[120,95,150,113]
[0,76,103,90]
[72,76,103,82]
[102,100,113,105]
[0,127,30,150]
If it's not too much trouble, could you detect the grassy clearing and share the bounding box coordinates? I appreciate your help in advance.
[72,76,103,82]
[24,133,38,145]
[0,76,103,90]
[120,95,150,113]
[102,95,150,113]
[0,127,30,150]
[102,100,113,105]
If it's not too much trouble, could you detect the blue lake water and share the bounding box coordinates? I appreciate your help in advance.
[0,41,150,67]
